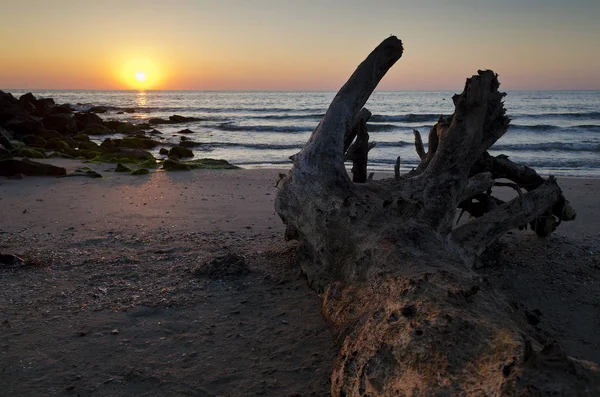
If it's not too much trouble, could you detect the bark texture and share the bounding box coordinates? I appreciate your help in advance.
[275,36,598,396]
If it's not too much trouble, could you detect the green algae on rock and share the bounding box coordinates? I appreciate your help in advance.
[130,168,150,175]
[162,158,238,171]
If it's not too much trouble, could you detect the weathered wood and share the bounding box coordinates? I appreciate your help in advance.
[344,119,370,183]
[275,37,594,396]
[344,108,372,153]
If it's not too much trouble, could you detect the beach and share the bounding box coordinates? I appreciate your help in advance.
[0,161,599,396]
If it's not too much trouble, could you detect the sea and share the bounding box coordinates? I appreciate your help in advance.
[6,89,600,177]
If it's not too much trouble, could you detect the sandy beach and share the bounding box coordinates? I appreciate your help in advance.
[1,160,599,396]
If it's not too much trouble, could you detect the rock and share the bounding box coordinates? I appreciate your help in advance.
[114,163,132,173]
[168,146,194,159]
[21,135,47,147]
[33,98,56,116]
[185,158,239,169]
[45,138,71,152]
[42,113,77,135]
[0,127,15,150]
[78,141,100,151]
[35,129,63,139]
[105,120,139,134]
[130,168,150,175]
[73,134,91,142]
[89,106,109,113]
[0,90,19,106]
[74,112,103,130]
[16,148,45,159]
[0,146,12,160]
[118,137,160,149]
[148,117,170,125]
[192,252,249,280]
[158,148,169,156]
[170,115,201,123]
[178,128,196,134]
[0,158,66,177]
[71,167,102,178]
[148,129,162,135]
[3,115,45,138]
[51,104,73,114]
[0,254,24,267]
[92,147,156,165]
[84,123,111,135]
[100,138,117,149]
[162,158,191,171]
[18,93,37,113]
[179,140,204,148]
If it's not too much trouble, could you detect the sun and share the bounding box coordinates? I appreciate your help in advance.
[135,72,147,83]
[117,57,162,89]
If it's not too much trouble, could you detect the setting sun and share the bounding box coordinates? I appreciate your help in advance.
[135,72,147,83]
[116,57,162,89]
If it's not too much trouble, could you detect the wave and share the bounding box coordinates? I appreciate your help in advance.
[492,142,600,152]
[509,124,600,133]
[513,111,600,120]
[370,114,445,123]
[339,140,600,153]
[256,113,324,120]
[207,142,303,150]
[367,123,401,132]
[216,123,312,133]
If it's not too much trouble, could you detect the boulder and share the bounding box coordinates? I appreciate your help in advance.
[130,168,150,175]
[3,115,45,138]
[0,159,67,176]
[45,138,71,152]
[105,120,139,134]
[89,106,109,113]
[118,137,160,149]
[78,141,100,151]
[50,104,73,114]
[35,129,63,139]
[16,148,45,159]
[179,140,204,148]
[18,93,37,113]
[21,135,46,147]
[168,146,194,159]
[0,90,18,105]
[0,146,12,160]
[162,158,191,171]
[0,127,14,150]
[178,128,196,134]
[42,113,77,135]
[148,117,170,125]
[114,163,132,172]
[74,112,103,130]
[73,134,91,142]
[170,115,201,123]
[33,98,56,116]
[83,123,111,135]
[158,148,169,155]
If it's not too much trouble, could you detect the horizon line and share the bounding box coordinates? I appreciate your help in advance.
[3,88,600,93]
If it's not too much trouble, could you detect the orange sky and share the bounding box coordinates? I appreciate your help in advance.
[1,0,599,91]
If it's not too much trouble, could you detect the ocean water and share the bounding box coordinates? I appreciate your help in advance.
[6,89,600,177]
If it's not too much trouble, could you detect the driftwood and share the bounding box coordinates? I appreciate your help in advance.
[275,36,598,395]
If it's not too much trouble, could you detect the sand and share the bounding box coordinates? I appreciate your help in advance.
[0,160,599,396]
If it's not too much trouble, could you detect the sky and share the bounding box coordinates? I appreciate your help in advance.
[1,0,599,91]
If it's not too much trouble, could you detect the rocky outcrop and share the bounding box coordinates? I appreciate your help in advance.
[168,146,194,159]
[0,158,66,177]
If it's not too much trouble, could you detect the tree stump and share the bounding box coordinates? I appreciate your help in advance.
[275,36,598,396]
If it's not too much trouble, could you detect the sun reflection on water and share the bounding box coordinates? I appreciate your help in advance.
[136,91,147,108]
